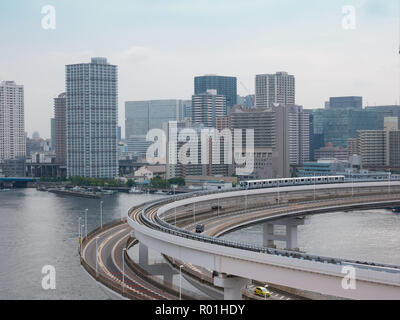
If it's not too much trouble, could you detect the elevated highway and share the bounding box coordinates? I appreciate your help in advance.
[128,181,400,300]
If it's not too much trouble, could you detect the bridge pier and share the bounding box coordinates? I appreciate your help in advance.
[139,242,149,266]
[214,275,250,300]
[138,242,177,284]
[263,217,306,251]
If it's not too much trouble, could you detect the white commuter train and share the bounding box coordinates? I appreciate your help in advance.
[239,176,346,190]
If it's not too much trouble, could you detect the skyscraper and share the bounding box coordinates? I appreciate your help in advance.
[0,81,26,163]
[50,118,55,152]
[194,75,237,114]
[125,99,185,157]
[229,105,290,179]
[54,93,67,165]
[192,89,226,128]
[286,105,310,166]
[66,58,118,178]
[255,72,295,108]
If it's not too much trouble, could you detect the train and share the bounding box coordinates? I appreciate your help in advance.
[239,176,346,190]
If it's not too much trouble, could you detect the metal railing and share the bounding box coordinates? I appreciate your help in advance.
[133,189,400,275]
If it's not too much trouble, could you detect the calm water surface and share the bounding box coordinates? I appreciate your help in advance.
[221,209,400,265]
[0,188,163,300]
[1,189,399,299]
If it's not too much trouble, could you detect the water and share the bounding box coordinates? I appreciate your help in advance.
[0,188,164,300]
[1,189,399,299]
[221,209,400,265]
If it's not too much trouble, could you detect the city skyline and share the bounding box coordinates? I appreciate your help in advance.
[0,0,399,138]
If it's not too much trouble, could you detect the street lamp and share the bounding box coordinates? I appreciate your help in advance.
[100,201,103,229]
[85,209,88,239]
[80,225,85,254]
[78,217,82,253]
[122,248,127,294]
[179,264,184,300]
[389,170,392,194]
[193,202,196,224]
[313,173,316,201]
[277,180,280,204]
[172,185,177,226]
[95,236,100,276]
[78,216,81,238]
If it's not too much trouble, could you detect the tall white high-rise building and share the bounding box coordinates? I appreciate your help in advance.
[255,72,295,108]
[0,81,26,162]
[66,58,118,178]
[286,105,310,166]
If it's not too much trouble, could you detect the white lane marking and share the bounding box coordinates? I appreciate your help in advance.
[82,223,127,258]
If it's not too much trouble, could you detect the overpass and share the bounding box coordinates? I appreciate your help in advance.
[128,181,400,300]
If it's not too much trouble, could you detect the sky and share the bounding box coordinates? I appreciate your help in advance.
[0,0,399,138]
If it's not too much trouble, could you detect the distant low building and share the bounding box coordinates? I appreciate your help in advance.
[314,143,348,161]
[2,157,26,177]
[298,158,398,181]
[134,165,166,182]
[184,175,238,189]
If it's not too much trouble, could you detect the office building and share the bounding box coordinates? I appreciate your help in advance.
[350,120,400,168]
[384,117,399,131]
[66,57,118,178]
[117,126,122,142]
[0,81,26,166]
[356,131,387,167]
[287,105,310,166]
[183,100,192,120]
[125,99,185,158]
[50,118,55,152]
[365,105,400,129]
[255,72,295,108]
[164,121,230,179]
[312,108,380,147]
[2,157,26,177]
[229,105,290,179]
[314,143,348,161]
[194,75,237,114]
[54,93,67,165]
[347,138,358,157]
[237,95,255,109]
[192,90,226,128]
[327,96,363,110]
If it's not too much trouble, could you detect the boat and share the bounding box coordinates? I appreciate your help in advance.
[102,189,116,195]
[129,187,144,194]
[48,188,101,199]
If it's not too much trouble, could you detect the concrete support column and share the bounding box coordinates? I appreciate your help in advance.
[139,242,149,267]
[262,223,276,248]
[214,276,250,300]
[286,225,298,251]
[163,270,173,284]
[262,217,306,251]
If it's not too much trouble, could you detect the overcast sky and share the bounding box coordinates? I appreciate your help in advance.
[0,0,399,138]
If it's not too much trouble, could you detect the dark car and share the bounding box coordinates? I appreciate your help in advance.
[195,224,204,233]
